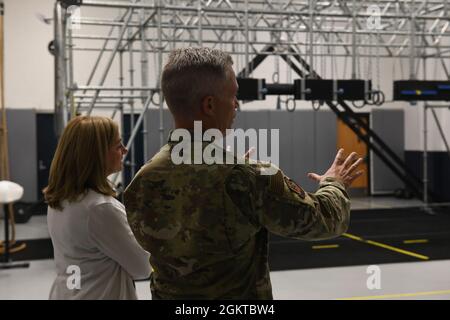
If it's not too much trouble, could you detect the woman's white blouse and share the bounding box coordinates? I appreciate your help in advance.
[47,190,151,300]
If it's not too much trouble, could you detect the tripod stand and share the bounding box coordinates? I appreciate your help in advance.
[1,202,29,269]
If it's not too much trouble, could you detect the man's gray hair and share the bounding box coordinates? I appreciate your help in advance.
[161,47,234,117]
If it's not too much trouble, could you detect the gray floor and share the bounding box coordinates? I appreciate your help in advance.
[0,259,449,300]
[350,196,424,210]
[1,196,448,300]
[0,197,428,241]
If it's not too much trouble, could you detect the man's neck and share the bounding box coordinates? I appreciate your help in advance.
[174,119,218,133]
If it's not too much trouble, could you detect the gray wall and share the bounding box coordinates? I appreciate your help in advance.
[145,109,337,192]
[146,108,174,159]
[6,109,38,202]
[235,110,337,192]
[2,108,404,203]
[371,109,405,194]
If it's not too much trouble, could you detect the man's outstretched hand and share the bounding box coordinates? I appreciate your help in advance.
[307,148,364,189]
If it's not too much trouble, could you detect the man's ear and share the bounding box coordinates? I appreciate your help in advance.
[200,95,215,116]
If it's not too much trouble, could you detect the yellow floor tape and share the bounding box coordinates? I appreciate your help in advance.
[343,233,429,260]
[338,289,450,300]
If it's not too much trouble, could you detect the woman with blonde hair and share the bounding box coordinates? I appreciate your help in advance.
[44,116,150,300]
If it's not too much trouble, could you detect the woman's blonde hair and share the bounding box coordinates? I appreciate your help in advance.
[43,116,119,210]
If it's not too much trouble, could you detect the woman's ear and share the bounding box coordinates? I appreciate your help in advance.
[200,95,215,116]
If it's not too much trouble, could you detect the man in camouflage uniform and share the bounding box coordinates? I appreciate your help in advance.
[124,47,363,299]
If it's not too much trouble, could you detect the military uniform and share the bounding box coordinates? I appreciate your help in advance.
[124,131,351,300]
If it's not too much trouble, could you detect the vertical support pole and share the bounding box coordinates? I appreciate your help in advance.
[66,20,75,118]
[118,50,125,191]
[118,51,124,119]
[54,1,68,137]
[140,2,149,161]
[127,26,136,178]
[118,102,124,192]
[423,103,428,205]
[445,0,449,18]
[2,205,9,263]
[157,0,164,148]
[244,0,249,77]
[309,0,314,78]
[442,0,450,80]
[197,0,202,46]
[351,0,357,79]
[410,0,416,80]
[423,56,428,207]
[0,1,10,263]
[0,0,8,182]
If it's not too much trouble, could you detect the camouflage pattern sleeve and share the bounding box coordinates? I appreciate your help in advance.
[123,172,148,248]
[225,164,351,241]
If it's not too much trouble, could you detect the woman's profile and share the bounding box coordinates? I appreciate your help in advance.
[44,116,150,300]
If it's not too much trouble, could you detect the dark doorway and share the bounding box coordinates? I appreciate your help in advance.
[36,113,58,201]
[122,114,144,188]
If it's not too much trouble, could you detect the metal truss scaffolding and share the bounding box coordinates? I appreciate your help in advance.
[54,0,450,195]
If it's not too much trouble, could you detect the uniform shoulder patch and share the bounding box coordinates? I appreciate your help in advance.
[284,176,306,199]
[269,170,285,196]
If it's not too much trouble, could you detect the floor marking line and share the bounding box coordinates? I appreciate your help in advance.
[403,239,429,244]
[342,233,363,241]
[312,244,339,250]
[343,233,430,260]
[337,289,450,300]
